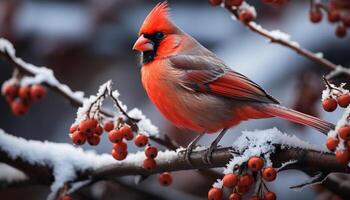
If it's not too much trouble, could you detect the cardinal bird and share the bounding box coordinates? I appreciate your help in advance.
[133,2,334,163]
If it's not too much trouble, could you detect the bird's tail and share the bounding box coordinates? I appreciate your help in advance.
[257,104,335,134]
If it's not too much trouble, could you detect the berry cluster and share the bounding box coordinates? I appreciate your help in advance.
[309,0,350,38]
[2,81,46,116]
[322,80,350,112]
[208,156,277,200]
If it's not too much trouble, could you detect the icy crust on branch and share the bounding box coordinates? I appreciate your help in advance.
[213,128,324,188]
[0,38,84,100]
[326,65,350,79]
[128,108,159,136]
[248,22,300,47]
[74,81,112,124]
[0,163,28,183]
[322,82,349,101]
[0,129,175,199]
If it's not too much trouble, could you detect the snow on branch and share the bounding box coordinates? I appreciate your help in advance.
[222,5,350,78]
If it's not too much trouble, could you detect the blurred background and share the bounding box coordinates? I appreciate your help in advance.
[0,0,349,199]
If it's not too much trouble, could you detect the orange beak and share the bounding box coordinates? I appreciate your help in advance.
[132,35,154,52]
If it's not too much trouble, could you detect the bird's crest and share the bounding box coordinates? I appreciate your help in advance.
[139,1,176,35]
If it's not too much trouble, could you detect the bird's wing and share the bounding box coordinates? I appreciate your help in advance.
[169,54,279,104]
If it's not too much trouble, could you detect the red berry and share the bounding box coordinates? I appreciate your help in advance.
[108,129,124,143]
[238,174,254,186]
[208,188,223,200]
[328,10,341,23]
[104,121,114,132]
[61,195,72,200]
[3,83,18,100]
[262,167,277,182]
[335,150,350,163]
[134,134,149,147]
[18,86,31,100]
[247,156,264,172]
[145,146,158,159]
[71,131,86,145]
[309,10,322,23]
[336,25,347,38]
[69,124,78,134]
[11,98,29,116]
[113,141,128,153]
[239,10,254,23]
[95,125,103,136]
[120,125,133,140]
[339,125,350,140]
[30,84,46,101]
[112,149,128,160]
[209,0,222,6]
[229,193,242,200]
[79,119,98,134]
[338,94,350,107]
[347,140,350,149]
[87,134,100,146]
[225,0,243,7]
[249,195,261,200]
[264,191,277,200]
[222,173,238,188]
[143,158,156,170]
[237,185,249,194]
[159,172,172,186]
[322,98,337,112]
[343,16,350,27]
[326,137,339,151]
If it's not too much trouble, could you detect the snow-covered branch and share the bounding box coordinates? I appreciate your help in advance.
[0,129,349,199]
[222,4,350,78]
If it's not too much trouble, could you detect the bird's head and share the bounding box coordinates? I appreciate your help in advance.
[133,1,182,64]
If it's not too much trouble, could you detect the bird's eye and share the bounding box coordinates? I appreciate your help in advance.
[153,32,164,40]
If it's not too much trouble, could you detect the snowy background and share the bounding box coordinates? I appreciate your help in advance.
[0,0,349,199]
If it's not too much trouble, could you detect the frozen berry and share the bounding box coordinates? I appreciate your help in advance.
[3,83,18,100]
[11,98,29,116]
[322,98,337,112]
[145,146,158,159]
[239,10,254,23]
[229,192,241,200]
[262,167,277,182]
[343,16,350,27]
[326,137,339,151]
[237,185,249,194]
[112,149,128,160]
[134,134,148,147]
[347,140,350,149]
[159,172,172,186]
[238,174,254,186]
[95,125,103,136]
[208,188,222,200]
[30,84,46,101]
[309,10,322,23]
[104,121,114,132]
[120,125,133,140]
[335,150,350,163]
[336,25,347,38]
[71,131,86,145]
[339,125,350,140]
[108,129,124,143]
[113,141,128,153]
[337,94,350,108]
[143,158,156,170]
[87,134,100,146]
[209,0,222,6]
[222,173,238,188]
[19,86,31,100]
[225,0,243,7]
[264,191,277,200]
[69,124,78,134]
[328,10,341,23]
[248,156,264,172]
[79,119,98,134]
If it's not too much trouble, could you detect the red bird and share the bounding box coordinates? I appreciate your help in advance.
[133,2,334,163]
